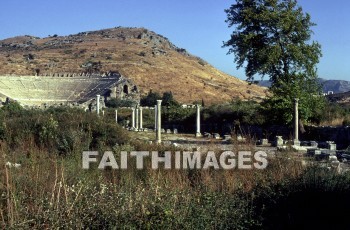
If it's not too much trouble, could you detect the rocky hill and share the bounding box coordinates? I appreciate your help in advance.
[258,78,350,94]
[318,78,350,94]
[0,27,266,104]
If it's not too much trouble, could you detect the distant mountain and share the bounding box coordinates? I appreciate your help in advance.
[257,80,272,88]
[318,78,350,94]
[257,78,350,94]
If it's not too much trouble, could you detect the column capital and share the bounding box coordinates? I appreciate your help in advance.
[294,98,299,103]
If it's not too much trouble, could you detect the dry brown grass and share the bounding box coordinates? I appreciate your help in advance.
[0,27,267,104]
[0,137,306,228]
[319,117,345,126]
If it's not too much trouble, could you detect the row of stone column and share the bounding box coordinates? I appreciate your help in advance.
[154,101,202,143]
[97,94,300,146]
[131,106,143,130]
[96,94,200,143]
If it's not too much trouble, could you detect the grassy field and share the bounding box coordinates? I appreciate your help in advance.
[1,106,350,229]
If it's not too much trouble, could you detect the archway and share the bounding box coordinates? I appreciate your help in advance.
[123,85,129,94]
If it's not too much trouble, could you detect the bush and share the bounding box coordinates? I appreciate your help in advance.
[140,90,162,107]
[105,98,135,108]
[0,107,129,153]
[162,91,179,107]
[1,100,24,116]
[203,100,265,126]
[316,102,350,126]
[343,117,350,126]
[252,167,350,229]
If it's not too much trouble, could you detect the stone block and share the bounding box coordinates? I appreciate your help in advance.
[330,160,340,168]
[310,141,318,148]
[213,133,221,139]
[274,136,284,147]
[328,143,337,151]
[329,155,338,161]
[293,140,300,146]
[262,139,269,145]
[203,132,211,138]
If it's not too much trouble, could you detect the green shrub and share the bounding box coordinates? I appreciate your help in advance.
[252,167,350,229]
[0,107,129,153]
[343,117,350,126]
[140,90,162,106]
[105,98,135,108]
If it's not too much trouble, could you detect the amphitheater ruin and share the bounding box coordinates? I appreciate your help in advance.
[0,72,140,108]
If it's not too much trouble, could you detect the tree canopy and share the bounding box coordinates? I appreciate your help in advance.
[223,0,324,124]
[140,90,179,107]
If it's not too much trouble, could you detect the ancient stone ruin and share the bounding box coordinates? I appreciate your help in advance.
[0,71,140,108]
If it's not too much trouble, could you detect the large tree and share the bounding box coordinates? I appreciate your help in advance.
[223,0,324,124]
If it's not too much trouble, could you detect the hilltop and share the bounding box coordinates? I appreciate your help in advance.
[0,27,266,104]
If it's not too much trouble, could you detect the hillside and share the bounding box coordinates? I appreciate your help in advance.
[326,91,350,106]
[0,27,266,104]
[258,78,350,94]
[318,78,350,94]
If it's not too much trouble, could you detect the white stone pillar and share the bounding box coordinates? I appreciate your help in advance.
[135,106,139,131]
[156,100,162,143]
[96,95,100,116]
[139,107,143,130]
[131,107,135,129]
[115,109,118,123]
[196,104,202,137]
[154,105,157,131]
[294,98,300,145]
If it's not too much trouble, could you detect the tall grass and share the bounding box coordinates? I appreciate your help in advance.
[1,142,303,229]
[1,104,350,229]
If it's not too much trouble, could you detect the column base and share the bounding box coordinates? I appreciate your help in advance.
[293,140,300,146]
[195,132,202,137]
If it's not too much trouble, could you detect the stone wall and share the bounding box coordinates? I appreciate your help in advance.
[37,71,122,78]
[0,71,140,107]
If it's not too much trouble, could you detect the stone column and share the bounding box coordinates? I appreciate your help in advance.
[196,104,202,137]
[294,98,300,146]
[115,109,118,123]
[154,105,157,131]
[131,107,135,129]
[139,107,143,130]
[156,100,162,143]
[96,95,100,116]
[135,106,139,131]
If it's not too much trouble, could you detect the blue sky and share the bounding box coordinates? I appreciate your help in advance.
[0,0,349,81]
